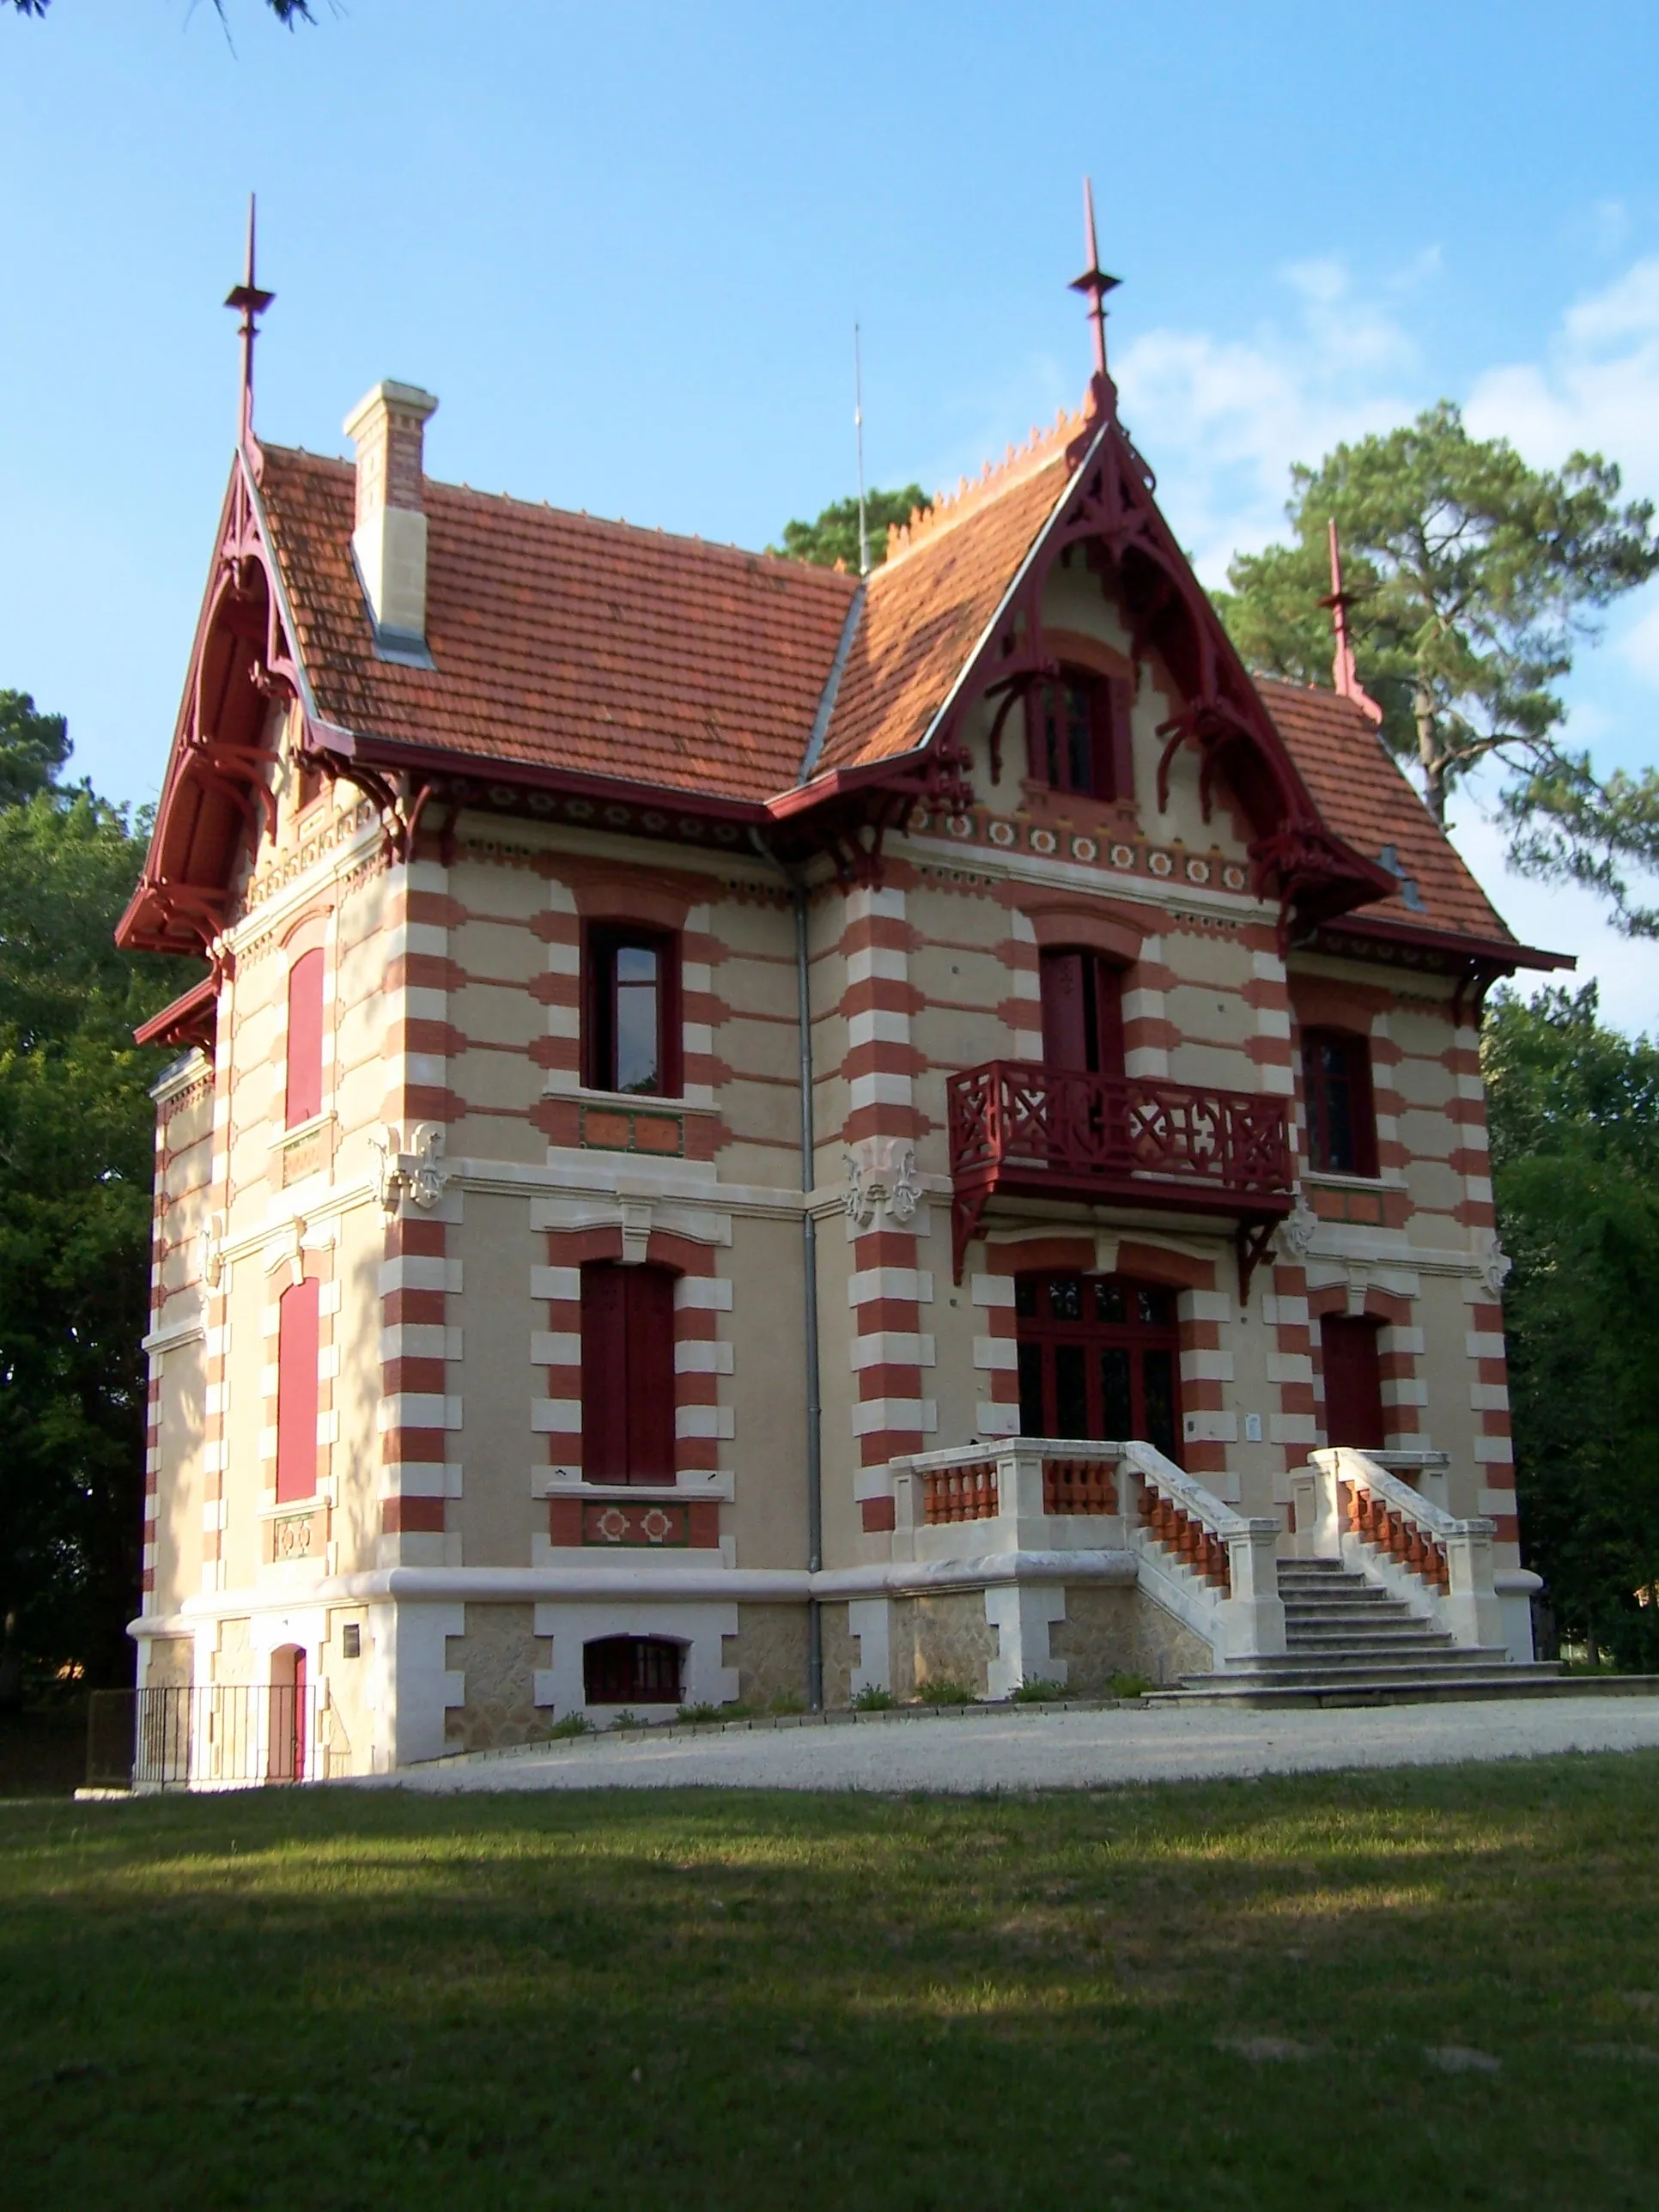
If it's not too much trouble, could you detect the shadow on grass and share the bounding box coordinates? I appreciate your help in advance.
[3,1755,1658,2209]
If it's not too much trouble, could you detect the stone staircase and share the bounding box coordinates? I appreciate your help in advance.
[1148,1558,1566,1709]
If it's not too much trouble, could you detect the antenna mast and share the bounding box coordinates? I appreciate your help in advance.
[854,323,869,578]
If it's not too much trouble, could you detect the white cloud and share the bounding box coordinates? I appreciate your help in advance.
[1466,258,1659,494]
[1112,257,1422,582]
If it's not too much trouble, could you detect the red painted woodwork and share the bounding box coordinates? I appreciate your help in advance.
[276,1278,320,1504]
[1301,1027,1376,1177]
[291,1648,307,1781]
[1015,1273,1182,1462]
[1321,1315,1387,1449]
[580,1263,677,1482]
[1026,672,1131,802]
[947,1059,1292,1279]
[285,948,325,1127]
[583,924,681,1097]
[583,1634,684,1705]
[1039,948,1125,1076]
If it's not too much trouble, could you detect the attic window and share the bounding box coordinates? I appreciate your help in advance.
[1028,672,1133,802]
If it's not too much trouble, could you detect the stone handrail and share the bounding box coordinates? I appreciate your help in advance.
[1115,1440,1286,1662]
[1297,1447,1502,1650]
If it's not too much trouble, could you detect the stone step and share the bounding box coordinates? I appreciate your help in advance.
[1204,1650,1522,1686]
[1146,1665,1582,1710]
[1286,1621,1455,1642]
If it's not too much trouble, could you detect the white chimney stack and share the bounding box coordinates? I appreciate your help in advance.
[343,380,439,659]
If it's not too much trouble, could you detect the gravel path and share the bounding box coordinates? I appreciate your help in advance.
[378,1694,1659,1796]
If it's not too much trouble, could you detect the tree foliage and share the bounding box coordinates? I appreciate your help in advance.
[1485,984,1659,1667]
[1215,403,1659,929]
[0,729,198,1696]
[10,0,314,19]
[772,485,933,574]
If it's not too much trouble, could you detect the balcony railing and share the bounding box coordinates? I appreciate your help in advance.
[946,1060,1294,1281]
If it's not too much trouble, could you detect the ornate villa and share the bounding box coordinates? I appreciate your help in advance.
[118,207,1570,1780]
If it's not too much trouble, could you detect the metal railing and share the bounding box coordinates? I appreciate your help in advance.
[87,1684,318,1792]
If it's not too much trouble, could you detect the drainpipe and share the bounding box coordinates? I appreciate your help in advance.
[750,833,824,1709]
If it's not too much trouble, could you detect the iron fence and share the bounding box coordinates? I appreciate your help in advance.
[86,1684,318,1791]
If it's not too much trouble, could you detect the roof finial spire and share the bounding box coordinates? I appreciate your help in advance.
[1319,519,1383,725]
[224,193,275,450]
[1069,176,1121,398]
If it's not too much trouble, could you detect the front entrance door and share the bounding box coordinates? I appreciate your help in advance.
[1015,1273,1182,1462]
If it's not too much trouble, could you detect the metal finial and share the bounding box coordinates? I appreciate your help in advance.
[1068,176,1121,382]
[224,193,276,447]
[1319,520,1383,724]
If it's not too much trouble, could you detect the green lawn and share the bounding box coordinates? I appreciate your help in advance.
[4,1758,1658,2209]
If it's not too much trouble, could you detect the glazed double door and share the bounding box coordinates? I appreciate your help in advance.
[1015,1273,1182,1464]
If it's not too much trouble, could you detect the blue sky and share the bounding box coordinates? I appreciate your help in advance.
[3,0,1656,1025]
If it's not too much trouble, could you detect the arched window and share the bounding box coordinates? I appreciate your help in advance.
[583,1635,684,1705]
[276,1276,320,1504]
[1320,1315,1386,1449]
[580,1263,676,1482]
[1039,947,1125,1077]
[1301,1027,1376,1176]
[1027,671,1133,801]
[285,947,325,1128]
[1014,1273,1182,1461]
[585,926,681,1097]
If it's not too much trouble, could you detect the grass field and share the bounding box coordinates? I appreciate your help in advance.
[4,1755,1658,2209]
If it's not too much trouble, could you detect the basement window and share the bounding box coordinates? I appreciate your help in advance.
[583,1635,684,1705]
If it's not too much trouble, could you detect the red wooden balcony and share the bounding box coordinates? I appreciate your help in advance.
[946,1060,1294,1286]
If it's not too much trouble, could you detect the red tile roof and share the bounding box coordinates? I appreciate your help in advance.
[1255,678,1516,945]
[256,447,857,805]
[245,431,1544,960]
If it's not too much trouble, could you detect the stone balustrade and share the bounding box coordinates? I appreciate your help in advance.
[1294,1447,1503,1650]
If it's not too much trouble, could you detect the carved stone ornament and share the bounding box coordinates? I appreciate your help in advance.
[844,1137,922,1232]
[373,1121,449,1212]
[1278,1185,1317,1259]
[198,1211,228,1291]
[1479,1231,1513,1297]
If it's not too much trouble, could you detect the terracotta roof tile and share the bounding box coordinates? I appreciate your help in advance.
[813,425,1078,778]
[256,446,856,805]
[1255,676,1514,944]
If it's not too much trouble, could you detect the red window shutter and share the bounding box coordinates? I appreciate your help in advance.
[1093,963,1126,1078]
[285,949,325,1128]
[1321,1316,1386,1449]
[1103,676,1134,803]
[1346,1038,1378,1177]
[625,1267,678,1481]
[1040,951,1091,1071]
[580,1265,629,1480]
[276,1277,321,1504]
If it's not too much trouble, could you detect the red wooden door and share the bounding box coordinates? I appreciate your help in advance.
[1320,1316,1386,1449]
[581,1265,677,1482]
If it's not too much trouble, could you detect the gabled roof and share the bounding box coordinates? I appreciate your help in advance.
[1255,678,1515,947]
[119,389,1567,985]
[257,447,857,805]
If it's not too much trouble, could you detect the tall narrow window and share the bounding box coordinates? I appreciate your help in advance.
[1028,672,1133,801]
[1302,1028,1376,1176]
[285,948,325,1128]
[586,927,679,1096]
[581,1263,677,1482]
[1014,1273,1182,1462]
[1039,949,1125,1077]
[1320,1315,1387,1450]
[276,1276,320,1504]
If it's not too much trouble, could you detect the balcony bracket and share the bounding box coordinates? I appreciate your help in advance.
[1235,1216,1279,1307]
[951,1185,991,1285]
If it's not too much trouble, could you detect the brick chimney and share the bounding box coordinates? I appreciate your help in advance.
[343,380,439,659]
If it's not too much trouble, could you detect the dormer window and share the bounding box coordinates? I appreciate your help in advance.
[1028,672,1133,802]
[1302,1028,1377,1177]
